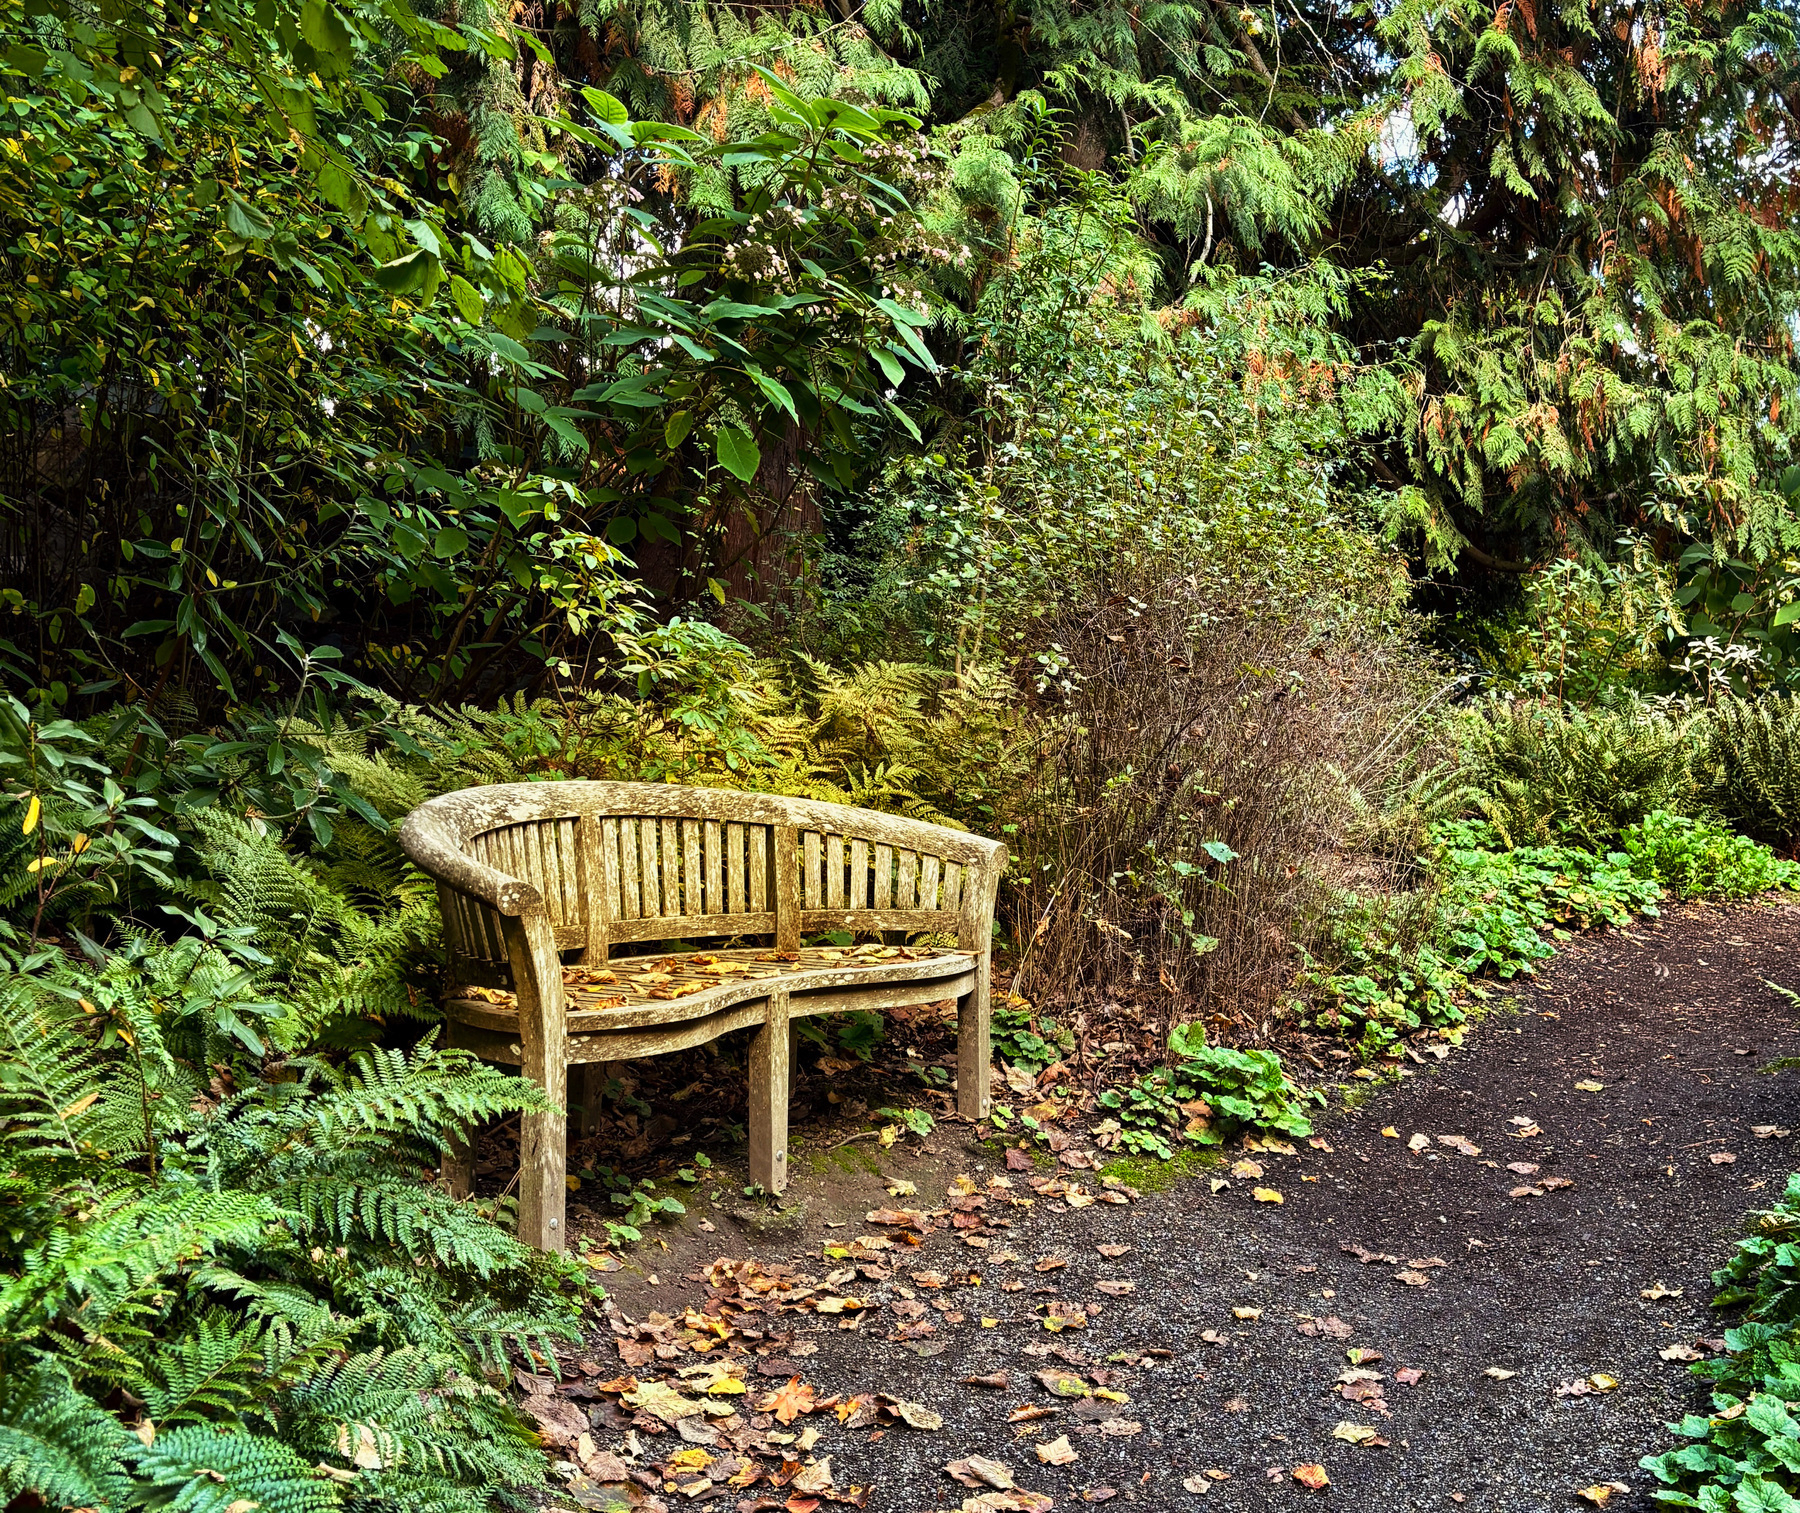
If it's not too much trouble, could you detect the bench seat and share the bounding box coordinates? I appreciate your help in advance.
[398,780,1005,1250]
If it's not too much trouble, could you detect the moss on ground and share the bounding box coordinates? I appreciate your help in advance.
[1097,1143,1225,1192]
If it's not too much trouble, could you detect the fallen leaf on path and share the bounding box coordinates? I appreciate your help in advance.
[1509,1115,1536,1126]
[1223,1396,1249,1413]
[1097,1243,1131,1257]
[1394,1367,1424,1385]
[946,1456,1016,1490]
[1395,1270,1429,1286]
[894,1401,945,1430]
[1589,1374,1619,1392]
[1298,1315,1354,1340]
[791,1458,835,1494]
[1641,1283,1682,1300]
[1180,1475,1212,1495]
[621,1380,706,1423]
[961,1372,1011,1389]
[1035,1435,1079,1466]
[1509,1185,1543,1199]
[1660,1344,1704,1362]
[1575,1080,1605,1092]
[1507,1162,1541,1176]
[1252,1188,1283,1204]
[761,1377,817,1425]
[1407,1133,1431,1152]
[1008,1404,1057,1424]
[1484,1367,1516,1380]
[1232,1159,1265,1179]
[1438,1135,1482,1157]
[1233,1306,1263,1321]
[1292,1464,1330,1491]
[961,1493,1053,1513]
[1095,1280,1135,1297]
[1710,1152,1737,1165]
[1034,1256,1067,1273]
[1095,1419,1143,1436]
[1346,1348,1383,1365]
[1006,1149,1034,1171]
[1331,1422,1388,1446]
[1542,1176,1575,1190]
[1753,1126,1792,1140]
[1575,1483,1630,1507]
[1337,1367,1384,1385]
[1036,1370,1089,1398]
[887,1179,919,1197]
[1381,1127,1399,1139]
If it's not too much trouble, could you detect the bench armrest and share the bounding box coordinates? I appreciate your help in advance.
[398,811,543,917]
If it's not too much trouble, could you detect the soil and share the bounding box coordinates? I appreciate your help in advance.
[555,901,1800,1513]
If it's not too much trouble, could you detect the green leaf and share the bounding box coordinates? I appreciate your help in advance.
[370,249,435,294]
[298,0,355,70]
[716,426,761,483]
[449,273,483,325]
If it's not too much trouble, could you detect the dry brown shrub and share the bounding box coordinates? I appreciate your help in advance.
[1006,567,1430,1044]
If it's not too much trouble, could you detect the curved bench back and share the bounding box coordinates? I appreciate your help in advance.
[399,781,1005,982]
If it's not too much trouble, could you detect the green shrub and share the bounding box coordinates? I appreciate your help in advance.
[1095,1023,1313,1158]
[1301,820,1664,1058]
[1621,811,1800,901]
[1641,1171,1800,1510]
[1464,702,1693,847]
[1693,695,1800,845]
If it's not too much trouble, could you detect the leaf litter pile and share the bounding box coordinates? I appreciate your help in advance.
[526,1165,1149,1511]
[517,904,1800,1512]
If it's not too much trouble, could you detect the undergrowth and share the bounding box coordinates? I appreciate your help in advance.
[1641,1171,1800,1510]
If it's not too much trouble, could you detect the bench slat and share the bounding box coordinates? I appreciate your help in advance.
[897,848,918,910]
[849,837,868,908]
[683,819,704,917]
[727,821,746,914]
[826,833,845,910]
[920,853,941,911]
[704,819,722,916]
[802,830,822,910]
[749,826,768,912]
[661,818,681,916]
[872,843,893,909]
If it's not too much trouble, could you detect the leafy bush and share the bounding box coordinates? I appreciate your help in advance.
[1301,820,1664,1058]
[1621,812,1800,901]
[1096,1022,1313,1158]
[1693,696,1800,845]
[1641,1172,1800,1510]
[1464,702,1693,847]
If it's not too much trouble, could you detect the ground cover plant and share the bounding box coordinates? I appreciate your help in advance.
[1642,1173,1800,1510]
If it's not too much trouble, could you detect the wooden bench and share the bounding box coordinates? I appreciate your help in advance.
[397,780,1006,1250]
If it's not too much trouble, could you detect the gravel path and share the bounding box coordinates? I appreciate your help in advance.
[590,902,1800,1513]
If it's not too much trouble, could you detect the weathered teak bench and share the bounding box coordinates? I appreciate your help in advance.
[397,781,1006,1250]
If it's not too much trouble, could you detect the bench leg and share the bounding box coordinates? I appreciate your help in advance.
[957,955,993,1120]
[748,989,792,1195]
[505,914,568,1252]
[570,1062,603,1139]
[442,1128,475,1199]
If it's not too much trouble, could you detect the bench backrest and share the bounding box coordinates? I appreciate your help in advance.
[399,781,1005,982]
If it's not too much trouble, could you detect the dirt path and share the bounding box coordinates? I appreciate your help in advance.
[580,903,1800,1513]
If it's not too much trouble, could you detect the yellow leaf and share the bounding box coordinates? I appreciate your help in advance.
[1252,1187,1284,1204]
[706,1378,747,1395]
[981,1317,998,1328]
[60,1091,100,1121]
[22,794,39,834]
[1588,1373,1618,1393]
[70,833,89,853]
[25,857,48,873]
[566,1175,581,1191]
[1381,1127,1398,1138]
